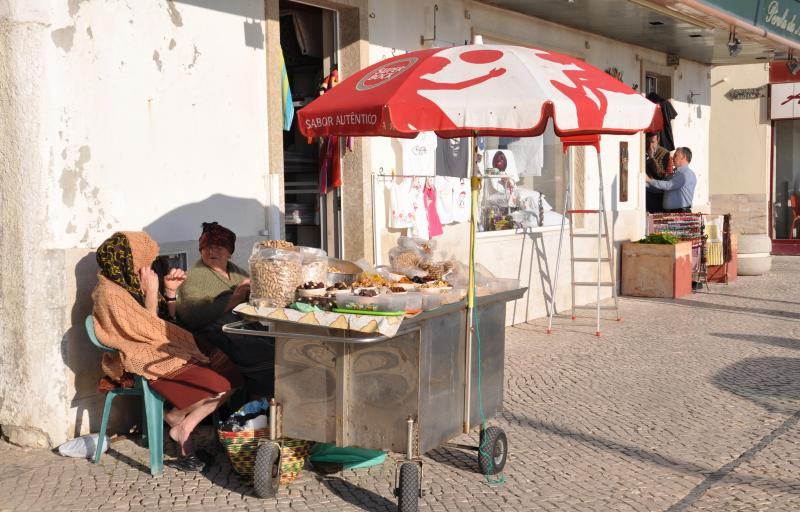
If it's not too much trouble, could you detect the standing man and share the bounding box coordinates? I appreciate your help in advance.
[644,132,673,213]
[646,147,696,213]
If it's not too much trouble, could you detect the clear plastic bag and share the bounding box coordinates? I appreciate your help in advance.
[58,434,108,460]
[292,246,328,284]
[249,247,303,308]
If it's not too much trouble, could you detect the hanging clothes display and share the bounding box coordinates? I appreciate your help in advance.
[388,178,415,229]
[434,176,455,225]
[317,68,347,193]
[424,179,443,238]
[646,92,678,151]
[400,132,437,176]
[279,49,295,131]
[452,178,471,223]
[409,178,430,239]
[435,137,469,178]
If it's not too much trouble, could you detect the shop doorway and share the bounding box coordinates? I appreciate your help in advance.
[771,119,800,253]
[279,0,341,255]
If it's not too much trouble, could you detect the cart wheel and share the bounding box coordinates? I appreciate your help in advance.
[396,462,419,512]
[253,442,282,499]
[478,426,507,475]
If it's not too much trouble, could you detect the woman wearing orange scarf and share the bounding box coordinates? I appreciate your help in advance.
[92,231,242,472]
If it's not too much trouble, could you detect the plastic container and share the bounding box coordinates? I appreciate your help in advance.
[440,288,467,305]
[404,292,423,314]
[334,292,380,311]
[249,247,303,308]
[377,294,408,313]
[421,294,443,310]
[292,246,329,284]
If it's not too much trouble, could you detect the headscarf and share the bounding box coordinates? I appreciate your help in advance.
[96,231,166,312]
[198,221,236,254]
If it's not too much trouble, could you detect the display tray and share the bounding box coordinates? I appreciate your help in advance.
[331,308,406,316]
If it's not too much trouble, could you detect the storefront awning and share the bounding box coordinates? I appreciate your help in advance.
[480,0,800,64]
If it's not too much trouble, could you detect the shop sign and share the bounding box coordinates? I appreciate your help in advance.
[725,86,767,100]
[757,0,800,44]
[700,1,800,45]
[770,82,800,119]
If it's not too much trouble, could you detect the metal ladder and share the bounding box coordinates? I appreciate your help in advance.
[547,149,620,337]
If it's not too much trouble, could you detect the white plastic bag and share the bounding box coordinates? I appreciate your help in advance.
[58,433,108,460]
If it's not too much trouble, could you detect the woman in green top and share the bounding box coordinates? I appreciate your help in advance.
[177,222,274,397]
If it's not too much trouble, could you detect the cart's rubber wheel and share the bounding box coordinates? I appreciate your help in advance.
[397,462,419,512]
[253,442,282,499]
[478,426,507,475]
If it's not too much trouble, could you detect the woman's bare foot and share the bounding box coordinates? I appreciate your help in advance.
[169,424,193,457]
[164,407,187,428]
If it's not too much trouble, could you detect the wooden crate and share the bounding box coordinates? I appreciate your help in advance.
[621,241,692,298]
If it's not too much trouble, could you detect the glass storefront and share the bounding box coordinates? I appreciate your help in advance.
[772,119,800,240]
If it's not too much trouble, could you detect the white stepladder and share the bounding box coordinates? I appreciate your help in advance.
[546,145,620,337]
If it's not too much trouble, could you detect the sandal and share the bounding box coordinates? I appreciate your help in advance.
[172,454,206,472]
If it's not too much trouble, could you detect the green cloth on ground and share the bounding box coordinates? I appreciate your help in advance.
[177,259,249,330]
[309,443,387,470]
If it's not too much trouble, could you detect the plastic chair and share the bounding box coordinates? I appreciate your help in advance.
[790,194,800,240]
[85,315,165,476]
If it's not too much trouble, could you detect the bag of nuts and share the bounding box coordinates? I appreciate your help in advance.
[249,247,303,308]
[291,246,329,284]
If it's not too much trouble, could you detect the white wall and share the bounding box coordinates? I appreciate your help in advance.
[365,0,711,324]
[45,0,271,248]
[0,0,272,447]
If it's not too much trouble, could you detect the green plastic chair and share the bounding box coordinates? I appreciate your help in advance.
[85,315,165,476]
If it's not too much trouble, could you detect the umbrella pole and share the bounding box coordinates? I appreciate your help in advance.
[464,134,479,433]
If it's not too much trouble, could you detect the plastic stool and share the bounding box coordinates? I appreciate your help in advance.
[85,315,165,476]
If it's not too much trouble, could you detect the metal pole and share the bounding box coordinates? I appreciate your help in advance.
[595,150,603,337]
[547,146,571,334]
[269,398,278,441]
[464,133,478,432]
[406,417,415,460]
[597,150,621,322]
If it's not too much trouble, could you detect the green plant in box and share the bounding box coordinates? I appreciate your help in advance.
[637,232,680,245]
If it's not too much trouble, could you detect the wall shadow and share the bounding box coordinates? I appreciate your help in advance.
[710,332,800,352]
[626,296,800,323]
[62,195,275,441]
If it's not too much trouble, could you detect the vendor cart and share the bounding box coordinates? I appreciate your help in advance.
[223,287,525,510]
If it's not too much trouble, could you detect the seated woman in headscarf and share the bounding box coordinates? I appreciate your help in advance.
[176,222,275,398]
[91,231,243,472]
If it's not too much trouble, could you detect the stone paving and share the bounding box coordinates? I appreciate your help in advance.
[2,257,800,511]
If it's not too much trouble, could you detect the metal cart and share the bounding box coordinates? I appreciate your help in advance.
[223,288,525,511]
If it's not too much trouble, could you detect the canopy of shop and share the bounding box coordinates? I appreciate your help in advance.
[298,44,662,142]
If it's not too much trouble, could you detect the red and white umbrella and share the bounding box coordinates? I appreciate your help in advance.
[298,44,661,140]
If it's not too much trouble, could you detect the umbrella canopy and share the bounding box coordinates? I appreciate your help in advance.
[298,44,662,140]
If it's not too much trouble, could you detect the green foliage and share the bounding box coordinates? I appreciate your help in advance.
[637,232,680,245]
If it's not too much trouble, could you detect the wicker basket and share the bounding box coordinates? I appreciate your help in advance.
[218,427,312,485]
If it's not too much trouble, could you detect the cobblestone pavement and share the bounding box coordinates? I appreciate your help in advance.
[3,257,800,511]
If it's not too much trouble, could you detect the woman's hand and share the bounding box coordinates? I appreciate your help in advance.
[139,267,160,315]
[163,268,187,297]
[226,279,251,311]
[232,279,251,302]
[139,267,160,296]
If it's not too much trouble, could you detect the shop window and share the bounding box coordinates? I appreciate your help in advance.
[477,120,566,232]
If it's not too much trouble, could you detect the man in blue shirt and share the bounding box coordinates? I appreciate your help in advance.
[646,147,696,213]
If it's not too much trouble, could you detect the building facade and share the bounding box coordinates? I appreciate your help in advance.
[1,0,795,447]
